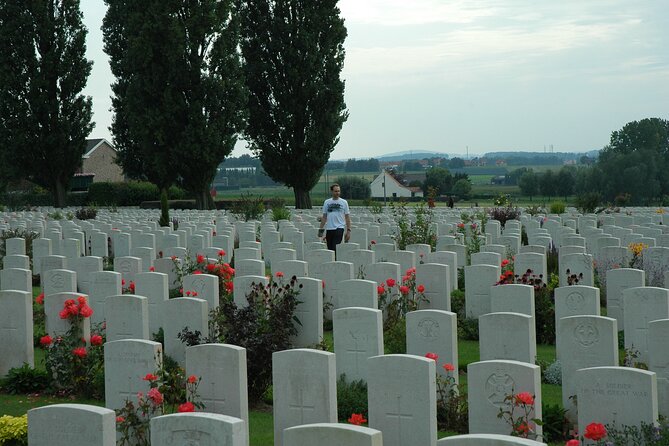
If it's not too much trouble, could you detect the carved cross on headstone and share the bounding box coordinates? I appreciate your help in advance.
[385,395,413,444]
[201,380,226,413]
[288,387,315,424]
[347,330,368,373]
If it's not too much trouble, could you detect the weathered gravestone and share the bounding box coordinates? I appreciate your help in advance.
[89,271,122,325]
[605,268,644,329]
[623,286,669,364]
[649,319,669,417]
[151,413,246,446]
[416,263,451,311]
[104,339,162,410]
[479,312,536,364]
[465,265,500,318]
[557,315,619,422]
[577,367,658,444]
[554,285,600,329]
[135,271,169,336]
[333,307,383,382]
[0,268,31,293]
[0,290,33,375]
[28,404,116,446]
[334,279,377,310]
[105,294,149,342]
[272,349,337,446]
[186,343,248,433]
[438,434,547,445]
[183,273,219,310]
[163,297,209,364]
[406,310,458,382]
[283,423,383,446]
[467,360,542,438]
[368,354,437,446]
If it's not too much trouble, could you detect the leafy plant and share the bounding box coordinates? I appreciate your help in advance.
[0,414,28,446]
[488,206,521,227]
[179,275,302,404]
[390,200,436,250]
[549,201,566,214]
[497,390,542,440]
[42,299,105,398]
[0,228,40,269]
[541,403,570,443]
[451,290,479,340]
[74,207,97,220]
[232,192,266,221]
[337,375,368,422]
[575,192,601,214]
[269,197,291,221]
[0,363,50,394]
[524,204,545,216]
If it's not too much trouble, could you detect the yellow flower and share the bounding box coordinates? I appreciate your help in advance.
[657,208,666,214]
[628,242,648,257]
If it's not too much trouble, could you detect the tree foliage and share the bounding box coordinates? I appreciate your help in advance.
[518,169,538,200]
[336,176,371,200]
[423,167,452,196]
[238,0,348,209]
[345,158,380,172]
[0,0,93,207]
[103,0,246,209]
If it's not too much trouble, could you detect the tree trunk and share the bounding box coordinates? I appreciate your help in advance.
[53,180,67,208]
[294,187,312,209]
[193,187,215,210]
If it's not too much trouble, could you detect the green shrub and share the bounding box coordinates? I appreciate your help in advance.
[0,229,40,269]
[232,192,266,221]
[575,192,601,214]
[336,176,371,200]
[451,289,479,340]
[75,207,97,220]
[1,363,50,394]
[541,404,570,443]
[549,201,566,214]
[337,375,368,422]
[383,320,406,354]
[0,414,28,446]
[87,181,188,206]
[488,206,520,227]
[270,198,291,221]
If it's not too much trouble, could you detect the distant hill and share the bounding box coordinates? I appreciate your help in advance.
[484,150,600,160]
[354,150,450,162]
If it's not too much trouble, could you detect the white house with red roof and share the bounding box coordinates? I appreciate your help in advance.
[370,171,424,199]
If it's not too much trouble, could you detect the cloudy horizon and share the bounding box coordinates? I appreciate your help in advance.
[81,0,669,159]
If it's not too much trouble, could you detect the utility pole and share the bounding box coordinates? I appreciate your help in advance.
[382,170,387,207]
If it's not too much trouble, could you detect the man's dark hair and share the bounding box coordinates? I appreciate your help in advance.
[330,183,340,191]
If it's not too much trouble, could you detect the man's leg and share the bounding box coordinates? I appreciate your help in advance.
[326,228,344,253]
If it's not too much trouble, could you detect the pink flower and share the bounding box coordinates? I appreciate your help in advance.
[148,388,164,405]
[425,352,439,362]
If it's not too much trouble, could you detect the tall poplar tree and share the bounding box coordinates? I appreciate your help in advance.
[103,1,246,209]
[238,0,348,209]
[0,0,93,207]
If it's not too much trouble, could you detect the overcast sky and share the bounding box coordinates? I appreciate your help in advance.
[81,0,669,159]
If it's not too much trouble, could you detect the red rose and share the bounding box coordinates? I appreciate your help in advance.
[402,275,409,282]
[72,347,87,358]
[515,392,534,406]
[90,335,103,346]
[399,285,409,295]
[40,335,53,346]
[276,271,284,278]
[443,363,455,372]
[457,223,465,228]
[377,285,385,295]
[425,352,439,362]
[36,293,44,305]
[501,259,509,266]
[149,266,155,272]
[187,375,198,384]
[178,402,195,413]
[583,423,606,441]
[370,240,376,245]
[565,440,580,446]
[225,281,234,292]
[417,284,425,293]
[59,308,70,319]
[116,416,125,423]
[218,250,225,257]
[79,304,93,318]
[193,271,202,275]
[348,413,367,425]
[185,291,192,297]
[386,278,396,287]
[129,282,135,292]
[143,373,159,382]
[122,279,126,286]
[196,255,205,264]
[322,280,325,288]
[515,421,530,435]
[206,263,216,272]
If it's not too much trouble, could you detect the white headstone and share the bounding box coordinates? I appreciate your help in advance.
[406,309,458,381]
[28,404,116,446]
[291,277,324,348]
[89,271,122,325]
[163,297,209,364]
[479,312,536,364]
[105,294,149,342]
[151,413,246,446]
[135,271,169,336]
[465,265,500,318]
[623,286,669,364]
[333,307,383,382]
[0,290,34,375]
[416,263,450,311]
[649,319,669,417]
[283,424,383,446]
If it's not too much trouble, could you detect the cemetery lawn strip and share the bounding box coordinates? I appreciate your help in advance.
[248,411,273,446]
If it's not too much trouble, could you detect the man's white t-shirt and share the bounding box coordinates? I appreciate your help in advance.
[322,198,350,230]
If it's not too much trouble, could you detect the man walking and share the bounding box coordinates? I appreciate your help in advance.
[318,183,351,255]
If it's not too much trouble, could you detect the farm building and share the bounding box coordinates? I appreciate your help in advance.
[370,171,424,199]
